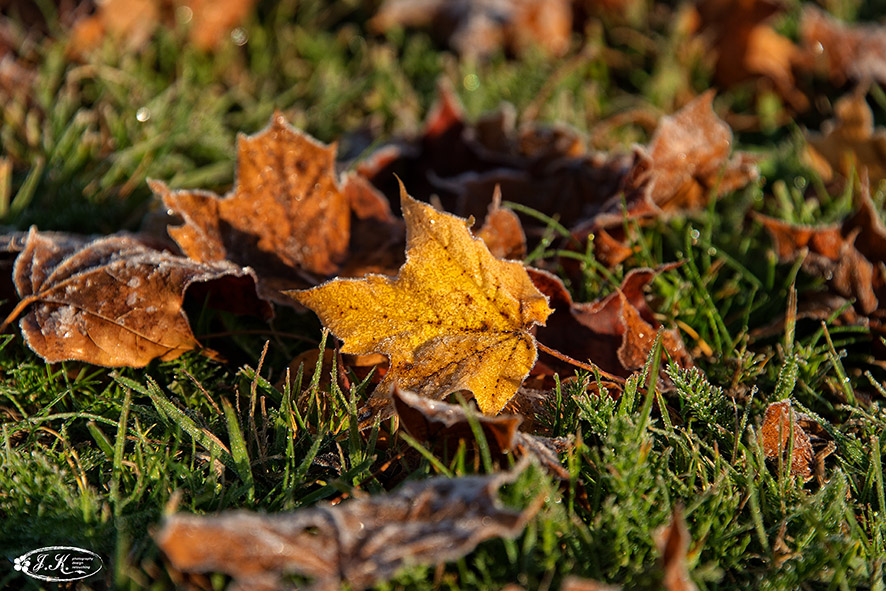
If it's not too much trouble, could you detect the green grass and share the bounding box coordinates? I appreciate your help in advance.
[3,1,886,589]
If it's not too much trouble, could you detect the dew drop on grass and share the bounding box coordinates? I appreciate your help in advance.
[231,28,248,46]
[176,5,193,23]
[136,108,151,123]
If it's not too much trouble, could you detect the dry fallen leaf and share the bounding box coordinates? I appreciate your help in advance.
[156,467,537,591]
[759,400,815,480]
[68,0,257,55]
[655,505,698,591]
[475,186,528,260]
[625,91,758,212]
[692,0,806,110]
[393,387,570,479]
[800,6,886,87]
[529,267,692,380]
[4,228,269,367]
[573,92,758,251]
[153,112,350,303]
[756,175,886,316]
[291,183,552,415]
[805,91,886,184]
[370,0,572,59]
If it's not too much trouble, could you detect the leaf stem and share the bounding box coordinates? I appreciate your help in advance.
[536,341,624,383]
[0,295,38,333]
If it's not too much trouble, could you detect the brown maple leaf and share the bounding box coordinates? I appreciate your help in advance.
[756,175,886,316]
[529,267,692,380]
[291,184,552,416]
[156,467,537,591]
[572,92,758,256]
[394,387,570,479]
[622,91,759,212]
[152,113,351,303]
[370,0,572,59]
[3,228,269,367]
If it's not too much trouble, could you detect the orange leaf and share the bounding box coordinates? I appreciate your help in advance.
[153,113,351,303]
[759,400,815,481]
[370,0,572,58]
[805,91,886,184]
[800,6,886,87]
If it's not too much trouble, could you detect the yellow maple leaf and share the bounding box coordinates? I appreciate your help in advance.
[289,183,552,415]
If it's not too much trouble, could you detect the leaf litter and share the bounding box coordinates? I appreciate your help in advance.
[357,86,758,268]
[8,8,886,584]
[756,173,886,348]
[156,463,539,591]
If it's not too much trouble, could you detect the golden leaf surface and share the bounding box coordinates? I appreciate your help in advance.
[290,184,552,415]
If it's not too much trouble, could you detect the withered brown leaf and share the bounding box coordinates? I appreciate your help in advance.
[68,0,257,56]
[617,91,759,216]
[759,400,815,481]
[529,267,692,380]
[156,467,537,591]
[5,228,269,367]
[692,0,806,110]
[655,505,698,591]
[370,0,572,59]
[805,91,886,184]
[475,186,528,260]
[153,112,350,303]
[800,6,886,86]
[394,388,570,479]
[571,92,758,258]
[756,176,886,316]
